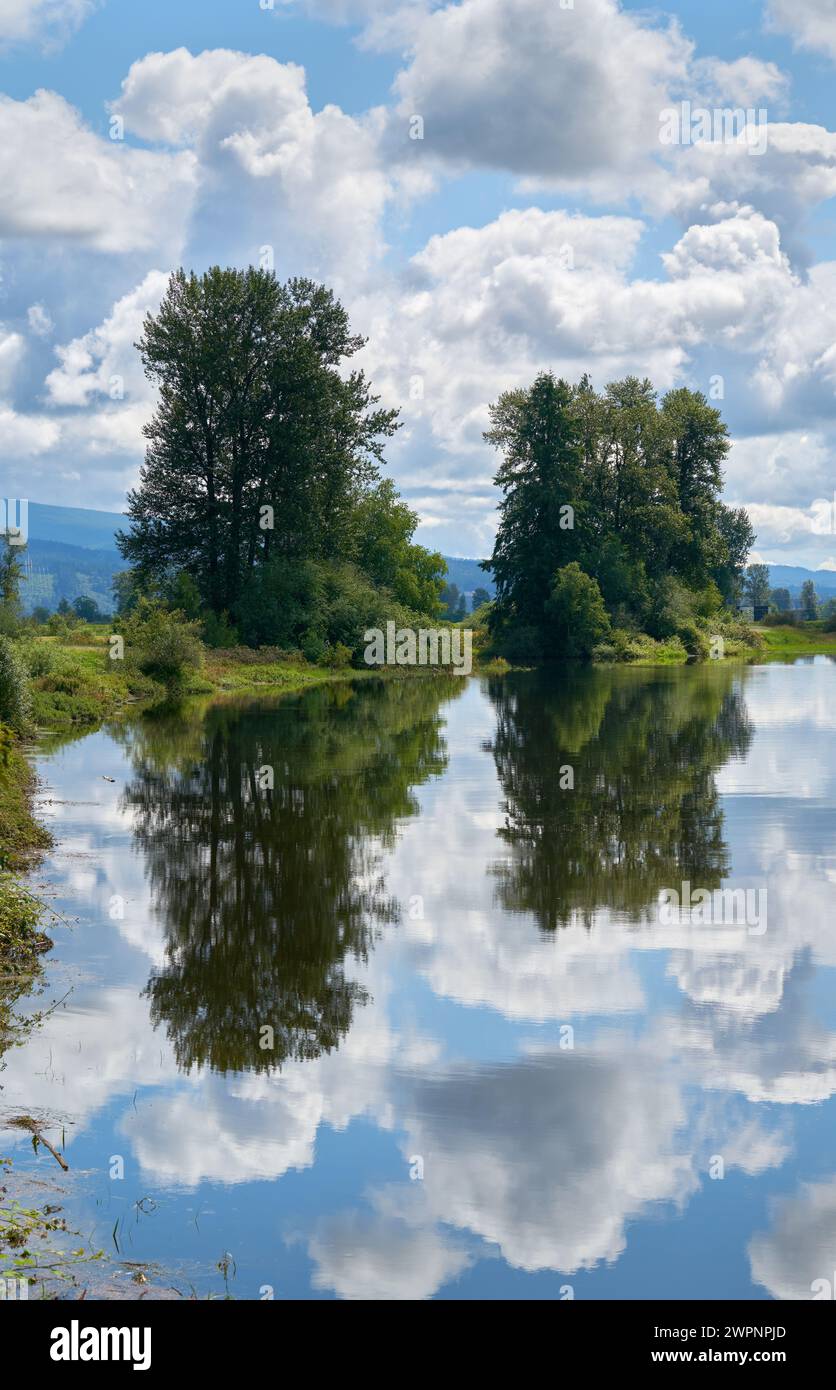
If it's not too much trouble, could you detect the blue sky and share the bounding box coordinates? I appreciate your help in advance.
[1,0,836,563]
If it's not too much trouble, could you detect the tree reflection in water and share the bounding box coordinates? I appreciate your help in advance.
[119,676,462,1073]
[486,665,753,931]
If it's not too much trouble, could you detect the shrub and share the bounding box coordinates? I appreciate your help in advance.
[121,600,204,694]
[15,640,56,679]
[592,627,633,663]
[202,610,239,649]
[497,623,543,665]
[0,638,32,731]
[301,631,327,665]
[676,618,710,661]
[324,642,353,669]
[544,563,611,660]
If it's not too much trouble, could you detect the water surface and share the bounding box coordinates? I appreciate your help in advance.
[5,660,836,1300]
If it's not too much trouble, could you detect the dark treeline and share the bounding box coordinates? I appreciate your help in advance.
[482,373,754,660]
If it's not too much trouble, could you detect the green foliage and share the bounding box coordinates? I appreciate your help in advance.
[0,542,24,637]
[202,610,240,649]
[486,373,583,630]
[0,871,46,971]
[14,638,56,679]
[800,578,819,620]
[440,582,467,621]
[743,563,770,609]
[116,268,447,651]
[235,557,422,664]
[770,586,791,613]
[483,371,752,661]
[166,570,203,620]
[351,480,445,615]
[544,563,611,660]
[72,594,104,622]
[119,268,399,616]
[121,600,204,694]
[0,638,32,731]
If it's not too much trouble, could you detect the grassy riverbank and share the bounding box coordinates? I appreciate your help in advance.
[23,627,359,731]
[0,740,52,1037]
[754,622,836,657]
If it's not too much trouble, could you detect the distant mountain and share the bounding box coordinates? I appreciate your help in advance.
[762,564,836,597]
[25,500,126,552]
[15,502,126,614]
[21,538,122,614]
[442,556,494,600]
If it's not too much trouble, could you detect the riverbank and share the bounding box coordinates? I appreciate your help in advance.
[24,629,359,731]
[21,618,774,739]
[754,622,836,657]
[0,740,52,1035]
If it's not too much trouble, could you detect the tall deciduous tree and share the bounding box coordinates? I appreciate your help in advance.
[743,563,771,609]
[118,268,399,617]
[483,371,752,655]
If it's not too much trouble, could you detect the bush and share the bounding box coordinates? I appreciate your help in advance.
[592,627,633,663]
[495,623,543,665]
[676,618,710,661]
[301,631,327,665]
[0,638,32,731]
[544,563,611,660]
[324,642,353,669]
[202,610,239,649]
[234,557,427,665]
[121,600,204,694]
[15,639,56,679]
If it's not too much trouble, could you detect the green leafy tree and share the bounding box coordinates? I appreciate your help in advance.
[742,563,771,610]
[660,388,730,584]
[350,480,445,615]
[0,542,24,636]
[485,373,582,631]
[118,268,398,618]
[72,595,103,622]
[800,578,819,620]
[440,582,467,621]
[482,370,749,657]
[770,587,791,613]
[472,586,491,611]
[713,505,755,605]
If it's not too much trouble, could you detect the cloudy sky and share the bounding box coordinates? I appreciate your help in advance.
[2,0,836,563]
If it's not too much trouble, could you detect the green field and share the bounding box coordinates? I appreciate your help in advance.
[754,623,836,656]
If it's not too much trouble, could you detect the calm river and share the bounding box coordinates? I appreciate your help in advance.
[5,658,836,1299]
